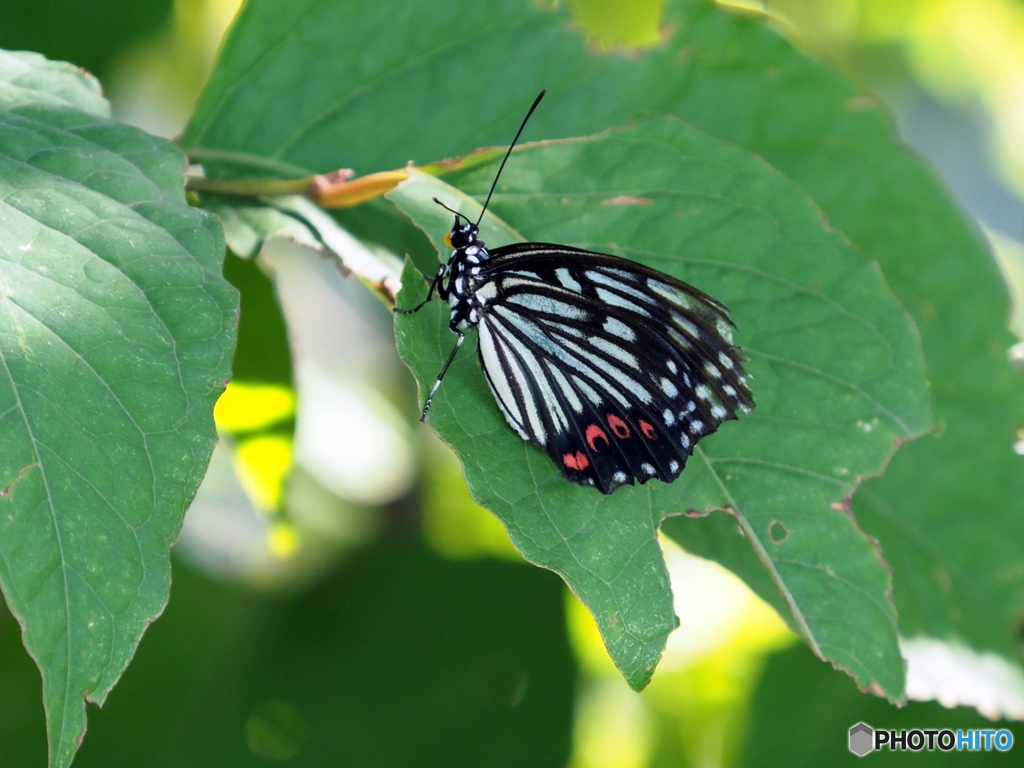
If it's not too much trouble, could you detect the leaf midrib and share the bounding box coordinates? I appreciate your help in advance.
[694,444,824,658]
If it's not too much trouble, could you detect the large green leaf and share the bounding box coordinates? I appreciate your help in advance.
[0,51,237,767]
[183,0,1022,700]
[391,116,930,694]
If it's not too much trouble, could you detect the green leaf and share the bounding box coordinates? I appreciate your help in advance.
[0,51,237,767]
[0,50,109,115]
[184,0,1020,700]
[649,5,1024,690]
[391,115,930,694]
[812,97,1024,669]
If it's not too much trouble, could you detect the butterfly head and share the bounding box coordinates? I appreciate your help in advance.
[444,216,479,250]
[434,198,480,250]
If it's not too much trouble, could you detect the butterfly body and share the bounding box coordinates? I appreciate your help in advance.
[405,218,755,494]
[440,222,491,332]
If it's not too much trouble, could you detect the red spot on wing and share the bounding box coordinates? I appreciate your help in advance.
[639,420,657,440]
[606,414,631,439]
[585,424,609,451]
[562,451,590,470]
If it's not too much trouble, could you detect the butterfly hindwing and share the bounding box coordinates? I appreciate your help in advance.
[472,244,754,493]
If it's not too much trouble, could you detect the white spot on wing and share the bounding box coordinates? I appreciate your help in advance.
[669,460,679,473]
[590,336,640,369]
[641,462,656,476]
[661,378,679,398]
[602,316,637,342]
[673,313,700,339]
[556,268,581,292]
[668,329,692,351]
[572,375,602,405]
[711,405,727,419]
[647,279,693,309]
[546,321,586,339]
[546,362,584,414]
[475,282,498,301]
[478,321,526,438]
[663,408,676,426]
[485,317,548,444]
[689,420,704,434]
[695,385,712,401]
[718,352,735,370]
[588,271,658,305]
[595,287,651,317]
[603,268,635,280]
[613,471,627,483]
[667,360,677,374]
[507,293,589,320]
[513,339,569,434]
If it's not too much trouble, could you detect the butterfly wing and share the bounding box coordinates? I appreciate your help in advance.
[474,243,754,494]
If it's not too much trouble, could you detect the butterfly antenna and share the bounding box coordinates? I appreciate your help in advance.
[432,197,463,220]
[475,89,546,227]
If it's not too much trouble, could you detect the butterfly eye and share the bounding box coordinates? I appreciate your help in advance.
[448,224,478,249]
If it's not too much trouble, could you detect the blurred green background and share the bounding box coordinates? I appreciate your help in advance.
[2,0,1024,765]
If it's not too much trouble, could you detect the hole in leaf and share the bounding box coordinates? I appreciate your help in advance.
[768,520,788,544]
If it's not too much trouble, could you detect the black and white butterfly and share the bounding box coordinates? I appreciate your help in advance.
[397,91,754,494]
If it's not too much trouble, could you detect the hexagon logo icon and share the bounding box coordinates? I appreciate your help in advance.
[849,722,874,756]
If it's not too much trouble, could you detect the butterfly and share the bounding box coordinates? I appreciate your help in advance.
[396,91,754,494]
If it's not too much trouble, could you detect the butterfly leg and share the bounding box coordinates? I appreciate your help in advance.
[394,264,447,314]
[420,331,465,421]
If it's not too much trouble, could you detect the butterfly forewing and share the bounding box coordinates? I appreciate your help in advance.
[472,243,754,493]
